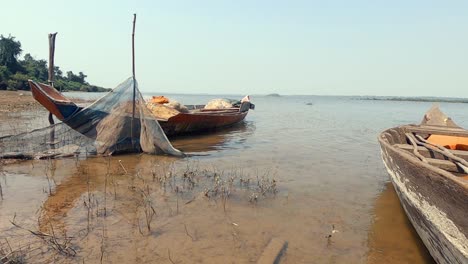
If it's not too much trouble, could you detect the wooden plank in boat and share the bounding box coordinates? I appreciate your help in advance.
[395,144,468,160]
[453,172,468,180]
[402,125,468,137]
[426,158,465,174]
[395,144,468,174]
[198,108,239,112]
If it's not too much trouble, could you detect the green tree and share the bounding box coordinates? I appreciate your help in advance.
[0,65,12,90]
[54,66,63,79]
[7,72,29,90]
[66,71,87,84]
[20,53,48,81]
[0,35,110,92]
[0,35,22,73]
[78,71,87,84]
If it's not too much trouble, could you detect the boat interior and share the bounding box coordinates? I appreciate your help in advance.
[381,125,468,180]
[33,81,75,104]
[185,105,242,113]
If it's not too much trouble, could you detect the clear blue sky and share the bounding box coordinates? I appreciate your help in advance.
[2,0,468,97]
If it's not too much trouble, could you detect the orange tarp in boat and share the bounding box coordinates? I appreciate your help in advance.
[427,135,468,151]
[150,96,169,104]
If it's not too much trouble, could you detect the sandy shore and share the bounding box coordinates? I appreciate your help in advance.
[0,91,42,113]
[0,90,97,114]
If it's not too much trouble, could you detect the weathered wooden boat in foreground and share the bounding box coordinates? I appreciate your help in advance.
[378,106,468,264]
[28,80,254,137]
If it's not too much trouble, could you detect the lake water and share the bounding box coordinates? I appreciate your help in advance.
[1,93,467,263]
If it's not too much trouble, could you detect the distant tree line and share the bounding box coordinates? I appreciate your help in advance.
[0,34,110,92]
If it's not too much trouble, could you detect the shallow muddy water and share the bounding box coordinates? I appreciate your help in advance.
[1,94,467,263]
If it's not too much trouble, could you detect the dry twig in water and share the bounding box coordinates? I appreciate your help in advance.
[167,249,176,264]
[10,217,76,257]
[184,224,196,242]
[118,160,128,174]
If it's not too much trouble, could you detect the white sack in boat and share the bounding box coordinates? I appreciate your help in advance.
[164,100,189,113]
[146,102,180,119]
[204,99,233,109]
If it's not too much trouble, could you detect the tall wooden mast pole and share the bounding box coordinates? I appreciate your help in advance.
[131,14,137,149]
[132,14,136,80]
[48,33,58,127]
[48,33,57,87]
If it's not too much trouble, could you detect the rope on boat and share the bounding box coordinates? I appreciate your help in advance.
[414,134,468,173]
[406,133,468,174]
[405,133,428,163]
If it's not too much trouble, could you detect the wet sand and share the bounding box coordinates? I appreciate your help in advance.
[0,91,92,138]
[0,90,92,113]
[0,93,443,263]
[0,155,435,263]
[0,91,42,113]
[367,182,435,264]
[1,157,284,263]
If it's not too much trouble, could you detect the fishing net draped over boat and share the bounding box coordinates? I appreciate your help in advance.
[0,77,183,159]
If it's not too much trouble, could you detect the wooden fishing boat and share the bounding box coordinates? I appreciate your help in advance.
[158,106,251,136]
[378,106,468,264]
[28,80,254,137]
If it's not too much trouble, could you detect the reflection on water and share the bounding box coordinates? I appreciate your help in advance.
[170,121,255,153]
[2,94,468,262]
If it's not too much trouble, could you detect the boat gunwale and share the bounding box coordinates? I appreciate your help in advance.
[29,80,76,105]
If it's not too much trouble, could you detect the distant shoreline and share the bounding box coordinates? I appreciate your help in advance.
[355,96,468,104]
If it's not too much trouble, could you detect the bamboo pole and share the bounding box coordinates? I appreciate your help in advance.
[48,33,57,126]
[48,33,58,147]
[132,14,136,79]
[48,33,57,87]
[131,14,137,149]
